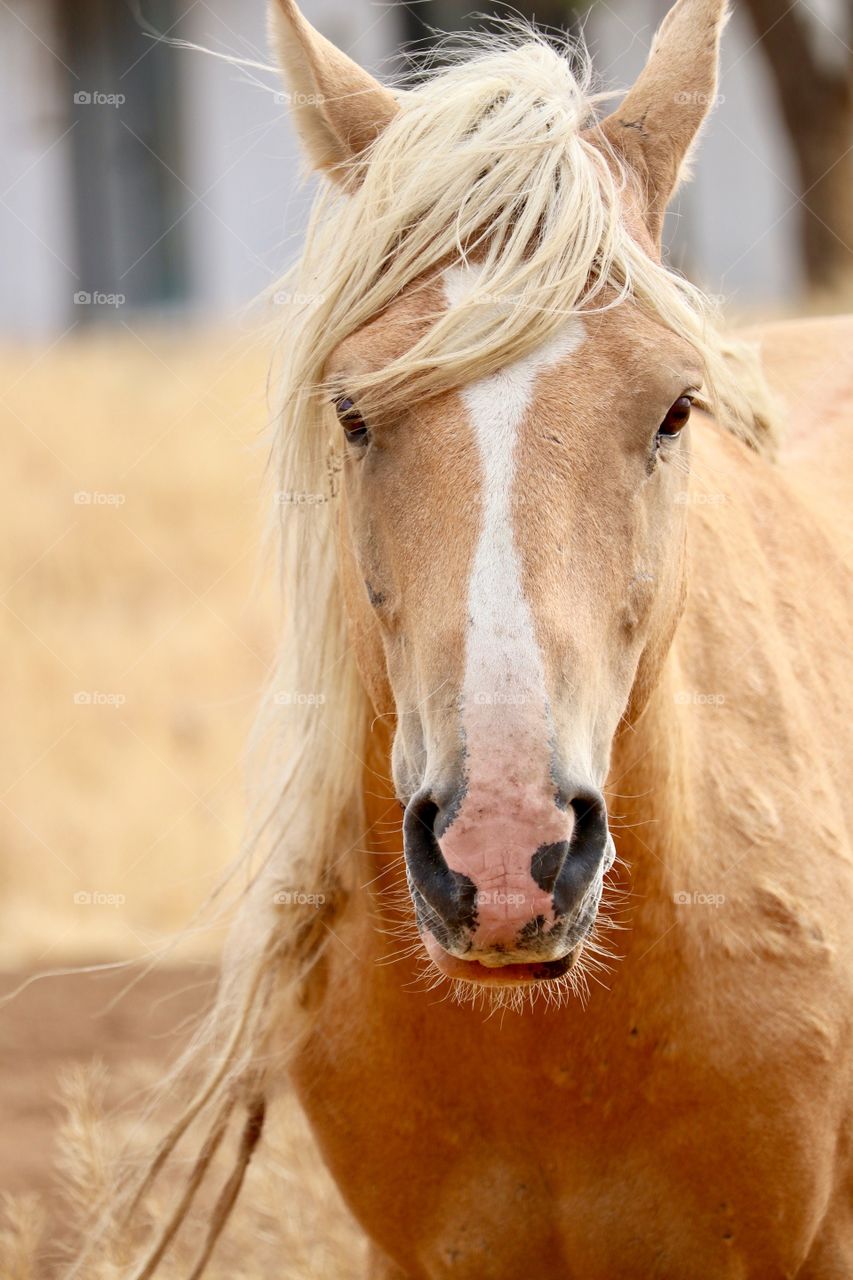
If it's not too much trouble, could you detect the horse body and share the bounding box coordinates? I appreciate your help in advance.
[292,316,853,1279]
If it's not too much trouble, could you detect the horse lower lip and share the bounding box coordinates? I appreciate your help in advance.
[424,933,580,985]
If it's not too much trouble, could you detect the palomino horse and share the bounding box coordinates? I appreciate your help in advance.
[110,0,853,1276]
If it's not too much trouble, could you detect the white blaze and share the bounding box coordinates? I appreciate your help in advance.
[438,268,587,942]
[443,267,586,718]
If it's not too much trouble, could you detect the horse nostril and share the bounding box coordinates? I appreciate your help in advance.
[403,793,478,936]
[549,788,609,918]
[530,839,570,893]
[570,789,608,844]
[410,796,439,840]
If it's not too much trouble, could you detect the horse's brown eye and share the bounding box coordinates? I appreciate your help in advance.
[657,395,693,440]
[334,395,369,446]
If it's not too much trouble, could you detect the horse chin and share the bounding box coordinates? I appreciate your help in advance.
[423,931,583,986]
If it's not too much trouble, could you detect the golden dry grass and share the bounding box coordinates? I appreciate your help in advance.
[1,328,365,1278]
[1,326,278,965]
[0,1060,364,1279]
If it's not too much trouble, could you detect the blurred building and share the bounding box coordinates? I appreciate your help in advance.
[1,0,802,339]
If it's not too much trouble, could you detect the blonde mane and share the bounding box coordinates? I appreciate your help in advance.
[75,26,782,1277]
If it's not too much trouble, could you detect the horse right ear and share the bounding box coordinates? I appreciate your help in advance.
[267,0,399,183]
[597,0,729,244]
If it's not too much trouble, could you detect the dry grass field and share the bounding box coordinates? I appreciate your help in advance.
[1,326,278,965]
[0,327,363,1276]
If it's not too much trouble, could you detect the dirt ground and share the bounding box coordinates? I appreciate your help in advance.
[0,966,365,1279]
[0,966,213,1201]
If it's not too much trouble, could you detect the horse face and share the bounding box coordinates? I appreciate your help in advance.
[333,289,700,982]
[268,0,727,985]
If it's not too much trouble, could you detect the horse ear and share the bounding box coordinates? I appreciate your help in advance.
[597,0,729,243]
[267,0,399,181]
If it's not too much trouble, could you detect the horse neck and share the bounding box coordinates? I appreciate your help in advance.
[605,648,699,950]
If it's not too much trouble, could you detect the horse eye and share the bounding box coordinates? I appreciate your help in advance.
[333,395,369,446]
[657,395,694,440]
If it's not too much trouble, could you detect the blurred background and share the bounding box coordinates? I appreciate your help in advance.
[3,0,852,338]
[0,0,851,1264]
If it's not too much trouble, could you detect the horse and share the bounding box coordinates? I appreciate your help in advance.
[104,0,853,1276]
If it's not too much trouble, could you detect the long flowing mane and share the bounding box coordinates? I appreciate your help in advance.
[74,25,782,1276]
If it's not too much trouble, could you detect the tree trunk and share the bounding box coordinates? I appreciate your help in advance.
[742,0,853,294]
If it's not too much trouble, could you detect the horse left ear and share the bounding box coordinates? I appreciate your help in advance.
[268,0,399,182]
[597,0,729,243]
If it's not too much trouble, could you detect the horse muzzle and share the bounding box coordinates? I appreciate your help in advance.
[403,780,614,983]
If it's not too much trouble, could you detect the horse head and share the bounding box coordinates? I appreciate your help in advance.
[269,0,739,986]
